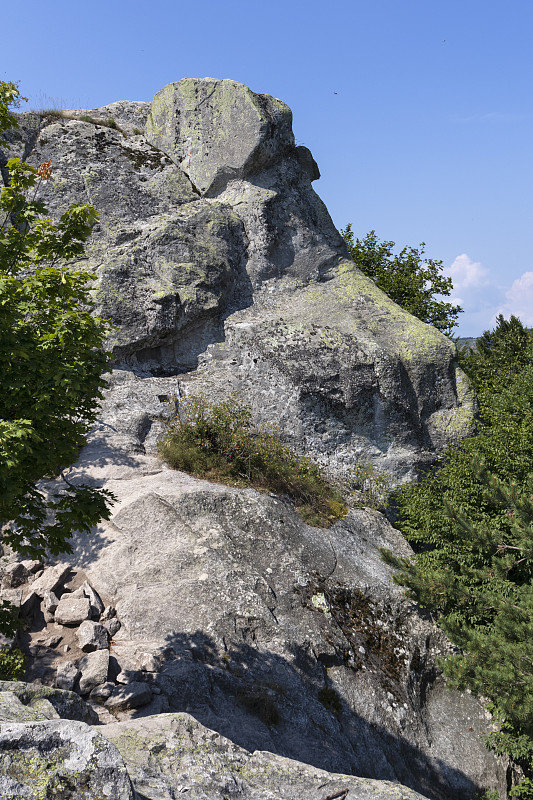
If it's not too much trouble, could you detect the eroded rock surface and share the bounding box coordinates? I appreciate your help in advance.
[22,379,501,800]
[0,79,501,799]
[0,718,134,799]
[2,77,475,480]
[0,688,431,800]
[104,712,433,800]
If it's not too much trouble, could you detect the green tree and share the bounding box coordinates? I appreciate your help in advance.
[0,83,114,597]
[383,315,533,795]
[459,313,532,392]
[341,225,462,336]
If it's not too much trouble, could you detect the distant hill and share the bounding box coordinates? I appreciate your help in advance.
[456,336,478,351]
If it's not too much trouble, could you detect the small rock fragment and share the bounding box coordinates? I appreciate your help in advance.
[76,620,109,652]
[1,562,30,589]
[28,563,71,599]
[89,681,115,703]
[80,581,104,617]
[20,559,42,574]
[44,634,62,648]
[116,669,142,684]
[0,588,22,611]
[78,650,110,695]
[43,589,59,614]
[55,595,91,626]
[55,661,80,691]
[138,652,158,672]
[103,617,121,637]
[20,590,38,616]
[101,605,116,621]
[105,681,152,712]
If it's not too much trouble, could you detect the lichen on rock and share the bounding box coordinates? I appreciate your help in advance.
[0,78,502,800]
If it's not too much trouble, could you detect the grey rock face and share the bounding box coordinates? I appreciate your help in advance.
[55,660,80,691]
[58,431,508,800]
[27,562,71,598]
[80,579,105,617]
[103,712,432,800]
[0,683,432,800]
[4,78,474,479]
[0,691,47,722]
[78,649,110,695]
[76,620,109,651]
[43,588,59,615]
[0,80,501,799]
[0,719,134,800]
[89,681,115,702]
[103,616,121,637]
[55,593,91,625]
[146,78,295,195]
[105,681,152,712]
[1,561,30,588]
[0,681,98,724]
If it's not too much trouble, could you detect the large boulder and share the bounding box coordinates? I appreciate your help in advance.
[104,712,432,800]
[0,684,432,799]
[0,719,134,799]
[0,680,98,724]
[146,77,295,195]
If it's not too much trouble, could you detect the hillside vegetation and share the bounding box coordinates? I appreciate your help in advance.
[384,314,533,797]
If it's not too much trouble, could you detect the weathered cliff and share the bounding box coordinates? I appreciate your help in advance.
[3,77,475,481]
[0,80,505,800]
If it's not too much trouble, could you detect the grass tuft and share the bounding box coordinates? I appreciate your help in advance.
[157,393,348,528]
[37,110,126,136]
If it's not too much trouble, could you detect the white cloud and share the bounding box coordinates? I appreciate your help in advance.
[445,254,490,292]
[442,256,533,336]
[493,271,533,327]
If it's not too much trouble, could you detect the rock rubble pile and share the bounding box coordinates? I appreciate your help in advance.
[0,558,160,719]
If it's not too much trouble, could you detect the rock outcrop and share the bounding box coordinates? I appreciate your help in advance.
[0,687,432,799]
[2,77,475,481]
[0,80,504,799]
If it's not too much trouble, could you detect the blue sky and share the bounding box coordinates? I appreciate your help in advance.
[4,0,532,335]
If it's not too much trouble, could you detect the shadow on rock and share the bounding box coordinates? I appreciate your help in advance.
[139,629,486,800]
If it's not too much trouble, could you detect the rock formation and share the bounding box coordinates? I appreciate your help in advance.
[3,77,475,481]
[0,80,506,799]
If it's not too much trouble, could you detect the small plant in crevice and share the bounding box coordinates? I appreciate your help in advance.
[38,110,126,136]
[235,688,280,727]
[318,686,342,713]
[299,579,409,697]
[343,460,392,511]
[157,393,348,528]
[39,108,67,119]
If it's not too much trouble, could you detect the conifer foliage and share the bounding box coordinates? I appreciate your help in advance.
[383,314,533,795]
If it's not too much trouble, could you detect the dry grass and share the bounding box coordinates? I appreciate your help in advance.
[157,393,348,528]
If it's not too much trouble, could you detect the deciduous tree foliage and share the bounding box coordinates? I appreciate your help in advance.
[0,82,114,580]
[341,225,462,337]
[383,315,533,796]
